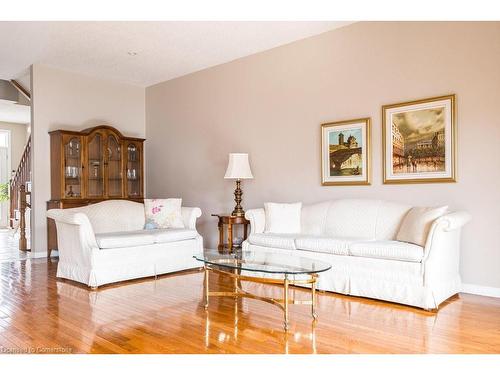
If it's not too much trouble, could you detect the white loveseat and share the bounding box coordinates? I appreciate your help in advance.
[243,199,471,310]
[47,200,203,288]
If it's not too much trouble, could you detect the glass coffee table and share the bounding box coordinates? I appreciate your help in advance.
[194,249,331,330]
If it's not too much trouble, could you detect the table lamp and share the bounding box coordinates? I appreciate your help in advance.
[224,153,253,217]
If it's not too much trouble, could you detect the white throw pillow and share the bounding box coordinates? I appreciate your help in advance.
[396,206,448,246]
[264,202,302,234]
[144,198,184,229]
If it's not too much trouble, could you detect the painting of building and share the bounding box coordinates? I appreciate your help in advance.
[391,106,446,174]
[433,130,445,148]
[328,130,362,175]
[416,139,433,149]
[392,122,405,167]
[321,118,370,186]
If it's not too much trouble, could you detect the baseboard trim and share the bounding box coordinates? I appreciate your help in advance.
[30,251,55,259]
[461,283,500,298]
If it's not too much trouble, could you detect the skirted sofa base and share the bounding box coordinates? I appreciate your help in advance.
[47,200,203,288]
[56,237,203,288]
[241,243,461,309]
[243,199,470,310]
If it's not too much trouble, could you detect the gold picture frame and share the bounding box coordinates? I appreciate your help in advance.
[382,94,456,184]
[321,118,371,186]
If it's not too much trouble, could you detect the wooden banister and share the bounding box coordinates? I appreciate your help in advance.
[10,79,31,101]
[9,135,31,251]
[19,185,30,251]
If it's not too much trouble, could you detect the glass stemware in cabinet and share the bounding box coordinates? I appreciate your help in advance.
[64,137,82,198]
[127,143,141,197]
[87,134,104,197]
[128,144,137,161]
[107,135,123,197]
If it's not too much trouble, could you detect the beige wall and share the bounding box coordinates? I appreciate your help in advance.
[32,64,145,255]
[0,121,29,171]
[146,22,500,290]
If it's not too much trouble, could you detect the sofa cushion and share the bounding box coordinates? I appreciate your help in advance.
[374,201,411,240]
[248,233,297,250]
[264,202,302,234]
[153,228,198,243]
[324,199,380,239]
[296,236,362,256]
[96,228,198,249]
[300,201,331,235]
[66,200,146,234]
[396,206,448,246]
[96,230,156,249]
[349,240,424,262]
[144,198,185,229]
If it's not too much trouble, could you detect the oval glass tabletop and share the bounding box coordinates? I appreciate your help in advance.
[194,249,332,275]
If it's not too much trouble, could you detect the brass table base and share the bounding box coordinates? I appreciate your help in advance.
[203,266,318,331]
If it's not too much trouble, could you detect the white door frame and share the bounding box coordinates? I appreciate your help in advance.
[0,129,12,228]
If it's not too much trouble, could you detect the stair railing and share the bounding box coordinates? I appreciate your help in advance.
[9,135,31,251]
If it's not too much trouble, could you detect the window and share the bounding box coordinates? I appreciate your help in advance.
[0,131,9,148]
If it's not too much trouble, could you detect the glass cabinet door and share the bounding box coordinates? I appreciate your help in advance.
[87,133,104,198]
[63,136,82,198]
[106,134,123,197]
[126,142,142,198]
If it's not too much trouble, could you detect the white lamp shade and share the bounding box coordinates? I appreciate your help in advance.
[224,153,253,179]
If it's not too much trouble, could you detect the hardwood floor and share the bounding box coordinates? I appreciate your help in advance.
[0,258,499,354]
[0,228,28,262]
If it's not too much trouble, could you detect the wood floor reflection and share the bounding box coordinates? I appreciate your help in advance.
[0,258,499,353]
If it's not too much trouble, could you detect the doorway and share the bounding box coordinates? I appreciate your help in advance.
[0,78,31,261]
[0,129,11,228]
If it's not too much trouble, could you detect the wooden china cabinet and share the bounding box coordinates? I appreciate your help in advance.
[47,125,145,256]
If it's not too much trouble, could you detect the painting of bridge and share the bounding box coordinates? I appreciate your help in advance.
[329,145,362,175]
[321,118,370,186]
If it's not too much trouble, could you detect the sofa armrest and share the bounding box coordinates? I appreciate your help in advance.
[422,211,471,292]
[46,209,99,253]
[47,209,92,226]
[424,211,471,253]
[181,207,202,230]
[434,211,471,232]
[245,208,265,234]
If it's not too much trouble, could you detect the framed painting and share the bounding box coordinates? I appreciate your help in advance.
[321,118,371,186]
[382,94,456,184]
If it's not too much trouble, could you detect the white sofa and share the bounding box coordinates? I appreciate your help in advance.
[243,199,471,310]
[47,200,203,288]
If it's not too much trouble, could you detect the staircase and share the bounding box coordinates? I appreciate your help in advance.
[9,136,31,251]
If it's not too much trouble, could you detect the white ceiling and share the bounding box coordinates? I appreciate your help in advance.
[0,21,352,87]
[0,100,30,124]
